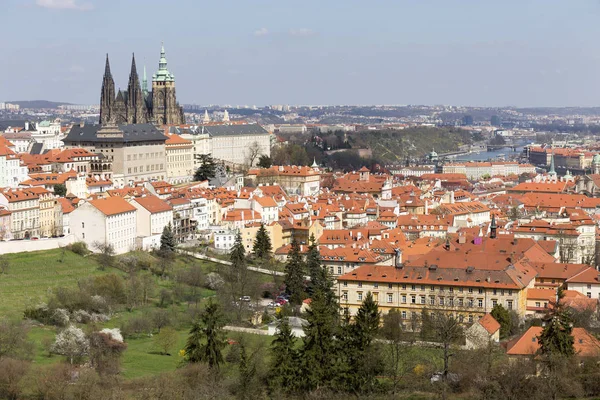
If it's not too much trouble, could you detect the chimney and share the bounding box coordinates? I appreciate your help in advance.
[458,232,466,244]
[25,122,29,130]
[394,249,403,268]
[79,121,84,128]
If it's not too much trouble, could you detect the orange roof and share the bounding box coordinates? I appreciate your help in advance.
[165,133,192,146]
[133,195,173,213]
[254,196,277,208]
[527,288,556,302]
[89,196,136,216]
[506,327,600,357]
[56,197,75,214]
[478,314,501,335]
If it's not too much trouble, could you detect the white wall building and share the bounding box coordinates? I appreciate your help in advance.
[131,195,174,239]
[70,196,137,254]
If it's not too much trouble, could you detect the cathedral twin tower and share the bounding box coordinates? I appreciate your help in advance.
[99,44,185,126]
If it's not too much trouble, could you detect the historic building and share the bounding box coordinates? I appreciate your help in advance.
[100,44,185,126]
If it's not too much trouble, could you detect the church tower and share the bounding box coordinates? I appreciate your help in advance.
[126,54,148,124]
[99,54,115,125]
[151,43,185,125]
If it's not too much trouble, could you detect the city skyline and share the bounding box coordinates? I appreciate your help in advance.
[4,0,600,107]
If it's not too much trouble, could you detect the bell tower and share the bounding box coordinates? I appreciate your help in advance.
[151,43,185,125]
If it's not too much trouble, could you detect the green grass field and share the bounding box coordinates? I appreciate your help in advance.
[0,249,105,317]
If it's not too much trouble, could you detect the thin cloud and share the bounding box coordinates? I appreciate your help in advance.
[253,28,269,37]
[36,0,94,11]
[289,28,315,37]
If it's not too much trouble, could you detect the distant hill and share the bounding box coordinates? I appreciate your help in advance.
[7,100,72,109]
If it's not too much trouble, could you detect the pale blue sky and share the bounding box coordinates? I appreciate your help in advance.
[3,0,600,107]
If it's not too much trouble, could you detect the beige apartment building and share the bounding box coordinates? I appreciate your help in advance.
[63,123,168,187]
[165,133,194,184]
[0,187,50,239]
[246,166,321,196]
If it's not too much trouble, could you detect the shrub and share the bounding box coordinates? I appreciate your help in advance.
[206,272,224,290]
[67,241,88,256]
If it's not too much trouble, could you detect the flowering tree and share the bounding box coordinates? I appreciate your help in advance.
[50,325,89,364]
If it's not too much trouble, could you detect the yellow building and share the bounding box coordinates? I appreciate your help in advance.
[336,262,534,323]
[39,191,56,238]
[240,221,284,254]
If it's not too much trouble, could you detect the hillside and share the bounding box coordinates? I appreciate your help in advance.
[350,127,473,163]
[7,100,72,109]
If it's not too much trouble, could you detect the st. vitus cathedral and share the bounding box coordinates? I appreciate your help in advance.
[99,44,185,126]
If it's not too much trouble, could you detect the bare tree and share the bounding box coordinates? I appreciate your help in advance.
[245,141,262,168]
[93,242,115,271]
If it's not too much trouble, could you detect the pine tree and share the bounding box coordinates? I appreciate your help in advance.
[252,223,272,260]
[159,223,176,254]
[237,342,257,400]
[184,299,226,369]
[345,292,383,393]
[490,304,512,339]
[230,231,246,266]
[268,318,299,394]
[539,286,575,357]
[300,288,339,391]
[284,239,306,306]
[306,234,324,296]
[194,154,217,182]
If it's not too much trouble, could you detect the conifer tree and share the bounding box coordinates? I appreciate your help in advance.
[159,223,176,254]
[345,292,383,393]
[194,154,217,182]
[252,223,272,260]
[300,288,339,391]
[184,299,226,369]
[490,304,512,339]
[306,234,326,296]
[225,232,251,322]
[268,318,299,394]
[539,286,575,357]
[284,239,306,306]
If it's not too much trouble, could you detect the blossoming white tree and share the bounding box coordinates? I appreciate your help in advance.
[51,325,89,364]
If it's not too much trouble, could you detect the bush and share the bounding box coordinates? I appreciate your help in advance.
[205,272,224,290]
[67,241,88,256]
[121,316,153,338]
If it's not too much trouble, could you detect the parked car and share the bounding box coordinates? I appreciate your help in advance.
[240,296,251,302]
[268,301,279,308]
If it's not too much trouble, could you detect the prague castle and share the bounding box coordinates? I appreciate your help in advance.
[99,44,185,126]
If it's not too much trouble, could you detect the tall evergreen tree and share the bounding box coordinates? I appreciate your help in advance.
[539,286,575,357]
[194,154,217,182]
[300,288,339,391]
[346,292,383,393]
[184,299,226,369]
[252,223,272,260]
[237,342,257,400]
[159,223,176,253]
[284,239,306,306]
[306,234,326,296]
[268,318,299,394]
[225,232,251,322]
[490,304,511,339]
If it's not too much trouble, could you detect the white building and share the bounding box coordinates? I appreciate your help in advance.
[0,147,29,188]
[214,229,237,251]
[70,196,137,254]
[131,195,173,248]
[31,120,64,151]
[206,124,271,167]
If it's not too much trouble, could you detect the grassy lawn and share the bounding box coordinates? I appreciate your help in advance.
[0,249,105,317]
[0,247,279,379]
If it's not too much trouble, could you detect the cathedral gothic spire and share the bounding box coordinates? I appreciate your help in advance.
[100,54,115,125]
[126,53,148,124]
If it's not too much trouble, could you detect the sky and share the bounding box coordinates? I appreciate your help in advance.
[3,0,600,107]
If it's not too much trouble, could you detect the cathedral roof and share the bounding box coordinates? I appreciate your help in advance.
[63,123,168,144]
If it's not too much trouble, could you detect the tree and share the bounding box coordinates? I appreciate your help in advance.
[268,318,299,394]
[53,183,67,197]
[428,312,463,387]
[346,292,383,393]
[245,141,262,168]
[0,319,33,360]
[284,240,306,306]
[222,232,255,322]
[257,155,272,168]
[300,288,339,391]
[88,329,127,375]
[0,255,9,275]
[0,358,30,400]
[381,309,406,394]
[184,299,226,369]
[154,326,178,356]
[50,325,89,364]
[194,154,217,182]
[491,304,512,339]
[236,342,259,400]
[252,223,272,260]
[538,286,575,357]
[160,223,176,254]
[93,242,115,271]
